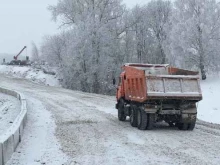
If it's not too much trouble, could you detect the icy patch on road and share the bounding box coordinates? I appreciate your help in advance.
[198,77,220,124]
[0,92,20,135]
[0,65,60,87]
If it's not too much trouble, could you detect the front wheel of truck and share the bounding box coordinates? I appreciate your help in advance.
[118,99,126,121]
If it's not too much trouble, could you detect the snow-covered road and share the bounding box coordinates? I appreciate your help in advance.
[1,75,220,165]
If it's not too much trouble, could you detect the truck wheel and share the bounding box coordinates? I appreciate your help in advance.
[130,105,137,127]
[137,108,148,130]
[188,120,196,131]
[147,114,155,130]
[178,115,197,130]
[177,123,189,130]
[118,100,126,121]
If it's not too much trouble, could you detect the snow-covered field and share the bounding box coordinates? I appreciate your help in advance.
[0,92,20,135]
[0,65,60,87]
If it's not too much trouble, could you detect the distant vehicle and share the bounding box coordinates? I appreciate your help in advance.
[8,60,22,65]
[8,46,30,66]
[115,63,202,131]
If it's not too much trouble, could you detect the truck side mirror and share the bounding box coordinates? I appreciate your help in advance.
[113,78,116,85]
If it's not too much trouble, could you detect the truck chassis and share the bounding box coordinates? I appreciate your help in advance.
[116,99,197,130]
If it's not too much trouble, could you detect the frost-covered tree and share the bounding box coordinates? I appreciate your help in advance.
[122,1,172,64]
[41,34,67,67]
[47,0,126,94]
[41,0,220,94]
[31,42,39,62]
[146,0,172,64]
[171,0,220,79]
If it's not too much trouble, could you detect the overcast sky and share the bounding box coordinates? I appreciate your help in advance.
[0,0,149,56]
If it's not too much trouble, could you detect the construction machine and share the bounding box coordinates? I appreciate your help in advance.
[9,46,29,65]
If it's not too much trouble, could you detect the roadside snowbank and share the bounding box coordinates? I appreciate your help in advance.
[198,77,220,124]
[5,96,69,165]
[0,65,60,87]
[0,92,20,135]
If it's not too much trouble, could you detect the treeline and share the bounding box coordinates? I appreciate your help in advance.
[37,0,220,94]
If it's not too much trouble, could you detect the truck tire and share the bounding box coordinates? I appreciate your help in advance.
[177,123,188,130]
[118,100,126,121]
[137,107,148,130]
[177,121,196,130]
[188,120,196,130]
[178,115,197,131]
[147,114,155,130]
[130,105,137,127]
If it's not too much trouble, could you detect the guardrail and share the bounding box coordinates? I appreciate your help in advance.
[0,87,27,165]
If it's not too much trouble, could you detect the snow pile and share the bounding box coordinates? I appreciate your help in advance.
[198,77,220,124]
[0,92,20,135]
[0,65,60,87]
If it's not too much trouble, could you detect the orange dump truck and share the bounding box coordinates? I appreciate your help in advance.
[115,63,202,130]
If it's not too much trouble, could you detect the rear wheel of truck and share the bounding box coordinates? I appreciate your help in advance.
[177,120,196,131]
[137,108,148,130]
[177,123,188,130]
[188,120,196,130]
[147,114,155,130]
[130,105,137,127]
[177,114,197,131]
[118,99,126,121]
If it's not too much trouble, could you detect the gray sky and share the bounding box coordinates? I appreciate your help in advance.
[0,0,148,56]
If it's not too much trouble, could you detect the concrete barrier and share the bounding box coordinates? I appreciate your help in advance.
[0,87,27,165]
[0,143,2,165]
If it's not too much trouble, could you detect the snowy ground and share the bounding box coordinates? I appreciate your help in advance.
[0,92,20,135]
[0,75,220,165]
[0,65,60,87]
[198,77,220,124]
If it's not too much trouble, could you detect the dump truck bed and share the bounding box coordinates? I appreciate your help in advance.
[146,75,202,99]
[123,64,202,102]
